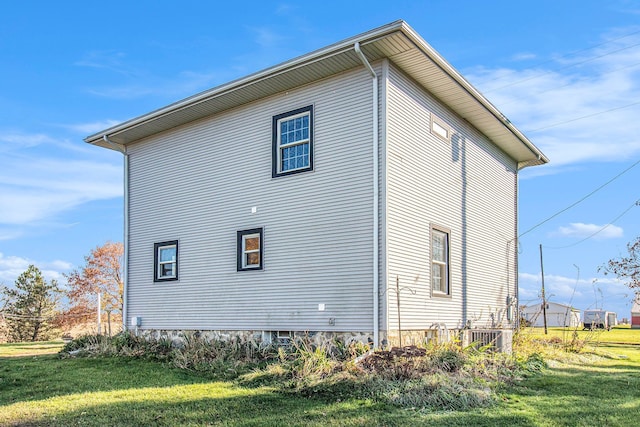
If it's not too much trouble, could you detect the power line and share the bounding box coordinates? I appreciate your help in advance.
[496,61,640,109]
[525,101,640,133]
[519,158,640,238]
[0,310,95,321]
[477,29,640,135]
[481,28,640,87]
[547,199,640,249]
[485,37,640,93]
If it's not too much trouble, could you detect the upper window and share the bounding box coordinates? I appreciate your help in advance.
[272,106,313,177]
[430,114,451,142]
[154,240,178,282]
[431,227,450,296]
[237,228,263,271]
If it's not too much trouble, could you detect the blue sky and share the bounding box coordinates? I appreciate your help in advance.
[1,1,639,319]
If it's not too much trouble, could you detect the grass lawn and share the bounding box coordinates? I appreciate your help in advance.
[1,330,639,426]
[0,340,64,357]
[526,324,640,345]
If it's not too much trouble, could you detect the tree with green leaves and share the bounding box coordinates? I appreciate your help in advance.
[1,265,61,342]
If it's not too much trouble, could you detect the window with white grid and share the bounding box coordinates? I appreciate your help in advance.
[272,106,313,177]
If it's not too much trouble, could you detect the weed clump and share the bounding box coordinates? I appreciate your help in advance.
[61,332,546,412]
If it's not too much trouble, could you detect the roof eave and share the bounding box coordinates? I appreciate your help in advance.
[84,20,407,149]
[397,22,548,167]
[85,20,549,167]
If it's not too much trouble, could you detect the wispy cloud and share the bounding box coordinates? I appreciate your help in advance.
[518,271,631,312]
[0,253,70,286]
[552,222,624,239]
[75,50,135,77]
[249,26,286,49]
[510,52,537,61]
[62,120,121,134]
[467,27,640,169]
[77,7,314,102]
[0,131,122,231]
[0,132,57,151]
[0,229,23,241]
[85,70,220,100]
[0,131,100,155]
[0,158,121,225]
[77,47,222,100]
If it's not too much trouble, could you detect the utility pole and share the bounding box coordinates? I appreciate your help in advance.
[539,244,548,335]
[97,292,102,335]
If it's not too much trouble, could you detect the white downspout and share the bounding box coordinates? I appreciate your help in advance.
[102,135,129,333]
[355,42,380,347]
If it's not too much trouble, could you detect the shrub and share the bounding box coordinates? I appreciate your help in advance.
[61,332,548,412]
[428,346,467,373]
[378,375,494,411]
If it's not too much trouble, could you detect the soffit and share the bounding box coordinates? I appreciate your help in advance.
[85,21,547,166]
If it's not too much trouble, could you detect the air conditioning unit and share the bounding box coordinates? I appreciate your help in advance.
[462,329,512,353]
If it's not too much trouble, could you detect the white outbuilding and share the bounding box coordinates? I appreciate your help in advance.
[522,302,581,328]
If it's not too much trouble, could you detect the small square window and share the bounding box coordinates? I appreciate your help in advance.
[237,228,263,271]
[154,240,178,282]
[272,106,313,177]
[431,226,450,296]
[431,114,451,142]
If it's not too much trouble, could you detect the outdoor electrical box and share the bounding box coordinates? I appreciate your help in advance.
[131,316,141,327]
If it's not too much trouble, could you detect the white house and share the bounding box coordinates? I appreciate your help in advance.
[86,21,548,347]
[522,302,581,328]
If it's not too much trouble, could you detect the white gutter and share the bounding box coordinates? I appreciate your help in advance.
[102,135,129,332]
[85,20,547,168]
[355,42,380,348]
[85,20,404,146]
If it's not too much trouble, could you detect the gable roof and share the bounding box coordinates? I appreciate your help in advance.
[85,20,548,169]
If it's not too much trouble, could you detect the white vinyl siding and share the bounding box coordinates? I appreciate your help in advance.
[385,63,517,331]
[126,66,375,332]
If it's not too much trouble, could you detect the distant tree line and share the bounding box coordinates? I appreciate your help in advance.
[0,241,123,343]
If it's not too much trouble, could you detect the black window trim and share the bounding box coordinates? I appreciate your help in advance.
[237,228,264,271]
[272,105,314,178]
[154,240,179,282]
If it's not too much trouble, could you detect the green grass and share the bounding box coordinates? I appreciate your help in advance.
[500,343,640,427]
[1,330,639,426]
[526,325,640,345]
[0,340,64,357]
[0,354,404,426]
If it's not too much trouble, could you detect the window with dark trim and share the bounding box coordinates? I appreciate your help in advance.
[431,226,450,296]
[237,228,263,271]
[272,105,313,177]
[154,240,178,282]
